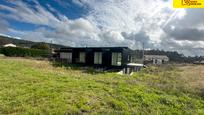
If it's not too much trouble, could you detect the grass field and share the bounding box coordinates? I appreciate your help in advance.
[0,57,204,114]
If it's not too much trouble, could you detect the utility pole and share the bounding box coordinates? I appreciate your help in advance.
[142,42,145,65]
[199,43,202,78]
[50,40,52,48]
[50,40,53,54]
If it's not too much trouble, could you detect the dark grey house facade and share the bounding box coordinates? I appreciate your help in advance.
[55,47,142,70]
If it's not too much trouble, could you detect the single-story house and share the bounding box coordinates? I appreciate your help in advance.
[144,55,169,65]
[55,47,143,72]
[3,43,16,47]
[193,60,204,65]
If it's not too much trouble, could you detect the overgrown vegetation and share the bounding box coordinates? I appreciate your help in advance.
[31,42,50,50]
[0,58,204,114]
[0,47,50,57]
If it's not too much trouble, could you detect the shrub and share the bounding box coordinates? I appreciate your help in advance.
[0,48,2,54]
[0,47,50,57]
[31,42,50,50]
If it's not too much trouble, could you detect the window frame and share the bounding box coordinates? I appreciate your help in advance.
[79,52,86,63]
[60,52,72,63]
[111,52,122,66]
[94,52,102,64]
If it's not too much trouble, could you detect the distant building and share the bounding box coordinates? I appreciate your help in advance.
[144,55,169,65]
[193,60,204,65]
[3,43,16,47]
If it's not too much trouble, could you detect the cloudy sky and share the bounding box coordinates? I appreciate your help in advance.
[0,0,204,56]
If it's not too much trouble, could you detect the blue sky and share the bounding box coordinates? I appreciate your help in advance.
[0,0,204,55]
[0,0,88,31]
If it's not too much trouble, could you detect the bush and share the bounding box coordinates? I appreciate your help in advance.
[0,47,50,57]
[31,43,50,50]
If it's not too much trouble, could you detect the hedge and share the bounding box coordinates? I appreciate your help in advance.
[0,47,50,57]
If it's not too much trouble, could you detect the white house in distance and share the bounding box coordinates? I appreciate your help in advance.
[144,55,169,65]
[3,43,16,47]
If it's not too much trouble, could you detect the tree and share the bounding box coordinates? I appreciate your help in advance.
[31,43,50,50]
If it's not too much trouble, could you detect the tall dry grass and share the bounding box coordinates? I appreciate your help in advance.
[179,65,204,97]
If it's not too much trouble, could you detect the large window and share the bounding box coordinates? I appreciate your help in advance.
[111,52,122,66]
[60,52,72,63]
[79,52,86,63]
[94,52,102,64]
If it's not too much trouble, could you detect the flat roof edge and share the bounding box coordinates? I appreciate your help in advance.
[60,47,129,49]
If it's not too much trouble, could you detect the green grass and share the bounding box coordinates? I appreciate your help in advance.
[0,58,204,114]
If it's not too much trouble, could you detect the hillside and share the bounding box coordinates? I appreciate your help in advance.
[0,35,67,49]
[0,57,204,114]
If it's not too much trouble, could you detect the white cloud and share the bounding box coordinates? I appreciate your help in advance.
[86,0,188,44]
[102,31,124,42]
[1,0,204,56]
[0,18,9,32]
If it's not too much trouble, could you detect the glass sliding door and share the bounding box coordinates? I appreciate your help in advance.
[94,52,102,64]
[111,52,122,66]
[79,52,86,63]
[60,52,72,63]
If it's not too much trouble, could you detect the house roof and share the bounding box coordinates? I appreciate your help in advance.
[144,55,169,59]
[59,47,130,52]
[127,63,144,67]
[3,43,16,47]
[61,47,129,49]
